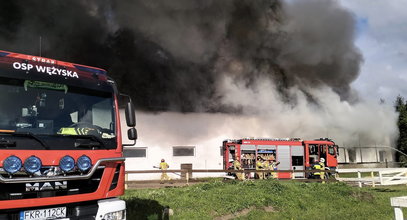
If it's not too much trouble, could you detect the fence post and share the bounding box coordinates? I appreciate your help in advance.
[186,171,189,186]
[125,173,128,190]
[358,171,362,188]
[394,207,404,220]
[371,171,375,188]
[405,172,407,186]
[379,171,383,185]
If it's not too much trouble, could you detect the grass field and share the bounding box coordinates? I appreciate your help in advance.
[122,179,407,219]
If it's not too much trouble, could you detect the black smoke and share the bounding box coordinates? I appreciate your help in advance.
[0,0,362,112]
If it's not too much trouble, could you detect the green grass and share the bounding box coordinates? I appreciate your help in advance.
[338,172,379,178]
[122,179,407,219]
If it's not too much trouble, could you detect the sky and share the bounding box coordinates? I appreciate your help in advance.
[0,0,400,147]
[339,0,407,104]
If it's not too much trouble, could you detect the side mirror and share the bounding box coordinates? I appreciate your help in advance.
[123,127,137,147]
[128,127,137,140]
[334,145,339,156]
[125,101,136,127]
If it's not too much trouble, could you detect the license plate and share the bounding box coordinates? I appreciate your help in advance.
[20,207,67,220]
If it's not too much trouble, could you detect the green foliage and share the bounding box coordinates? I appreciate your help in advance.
[122,180,407,219]
[395,95,407,162]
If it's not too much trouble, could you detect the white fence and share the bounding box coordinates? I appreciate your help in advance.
[337,168,407,187]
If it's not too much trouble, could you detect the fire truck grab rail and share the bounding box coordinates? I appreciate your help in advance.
[0,157,126,183]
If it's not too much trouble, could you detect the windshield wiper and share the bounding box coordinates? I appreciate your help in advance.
[0,138,16,148]
[56,134,106,149]
[75,135,106,149]
[0,132,49,149]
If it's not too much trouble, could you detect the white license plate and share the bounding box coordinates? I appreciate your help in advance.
[20,207,67,220]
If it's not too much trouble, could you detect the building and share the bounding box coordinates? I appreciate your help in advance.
[122,111,397,180]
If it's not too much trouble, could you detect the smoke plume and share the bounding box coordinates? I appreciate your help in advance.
[0,0,398,146]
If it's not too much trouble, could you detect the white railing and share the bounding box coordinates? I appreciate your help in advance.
[337,168,407,187]
[379,169,407,186]
[391,196,407,220]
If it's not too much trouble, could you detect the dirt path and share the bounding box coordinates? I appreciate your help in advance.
[214,206,275,220]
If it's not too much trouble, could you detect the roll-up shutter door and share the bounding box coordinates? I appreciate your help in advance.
[277,145,290,170]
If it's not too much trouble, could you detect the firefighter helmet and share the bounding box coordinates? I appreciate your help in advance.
[320,158,325,163]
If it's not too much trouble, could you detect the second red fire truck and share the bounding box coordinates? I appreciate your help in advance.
[223,138,338,179]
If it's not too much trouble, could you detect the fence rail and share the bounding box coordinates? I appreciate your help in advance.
[124,169,336,188]
[124,168,407,189]
[336,168,407,187]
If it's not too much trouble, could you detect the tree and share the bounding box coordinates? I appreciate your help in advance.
[395,95,407,163]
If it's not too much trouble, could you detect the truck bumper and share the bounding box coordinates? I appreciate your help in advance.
[95,198,126,220]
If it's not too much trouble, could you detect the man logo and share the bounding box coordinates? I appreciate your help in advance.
[26,181,67,191]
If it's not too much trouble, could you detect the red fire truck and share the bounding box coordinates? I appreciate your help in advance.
[223,138,338,179]
[0,50,137,219]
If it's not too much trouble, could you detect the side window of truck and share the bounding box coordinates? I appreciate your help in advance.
[309,144,318,155]
[328,145,335,155]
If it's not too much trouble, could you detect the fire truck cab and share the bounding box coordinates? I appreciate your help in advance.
[0,50,137,220]
[223,138,338,179]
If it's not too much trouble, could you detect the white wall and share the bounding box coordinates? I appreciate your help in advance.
[121,111,225,180]
[121,110,396,180]
[338,147,394,163]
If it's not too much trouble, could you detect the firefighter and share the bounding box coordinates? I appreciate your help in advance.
[312,158,325,183]
[159,159,171,184]
[57,127,99,136]
[263,159,270,179]
[270,160,280,179]
[233,156,245,180]
[319,158,326,183]
[256,157,265,179]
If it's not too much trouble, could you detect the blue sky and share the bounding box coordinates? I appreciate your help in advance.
[339,0,407,104]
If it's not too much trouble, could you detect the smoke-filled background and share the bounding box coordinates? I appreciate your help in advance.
[0,0,398,146]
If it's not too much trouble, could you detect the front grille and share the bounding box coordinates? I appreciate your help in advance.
[109,164,121,191]
[0,200,99,220]
[0,167,104,200]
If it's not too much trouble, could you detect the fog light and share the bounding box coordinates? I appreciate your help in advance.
[3,156,22,174]
[77,155,92,172]
[102,210,125,220]
[59,155,75,172]
[24,156,42,174]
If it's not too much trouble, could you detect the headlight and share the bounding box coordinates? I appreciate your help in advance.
[3,156,22,174]
[59,155,75,172]
[24,156,42,174]
[77,155,92,172]
[102,210,125,220]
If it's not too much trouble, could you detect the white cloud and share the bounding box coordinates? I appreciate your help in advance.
[340,0,407,102]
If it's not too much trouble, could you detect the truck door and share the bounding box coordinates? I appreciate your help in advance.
[276,145,291,178]
[308,144,319,166]
[326,145,338,167]
[226,145,236,169]
[291,145,304,178]
[320,144,327,164]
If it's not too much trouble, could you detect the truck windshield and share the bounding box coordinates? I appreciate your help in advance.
[0,77,116,149]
